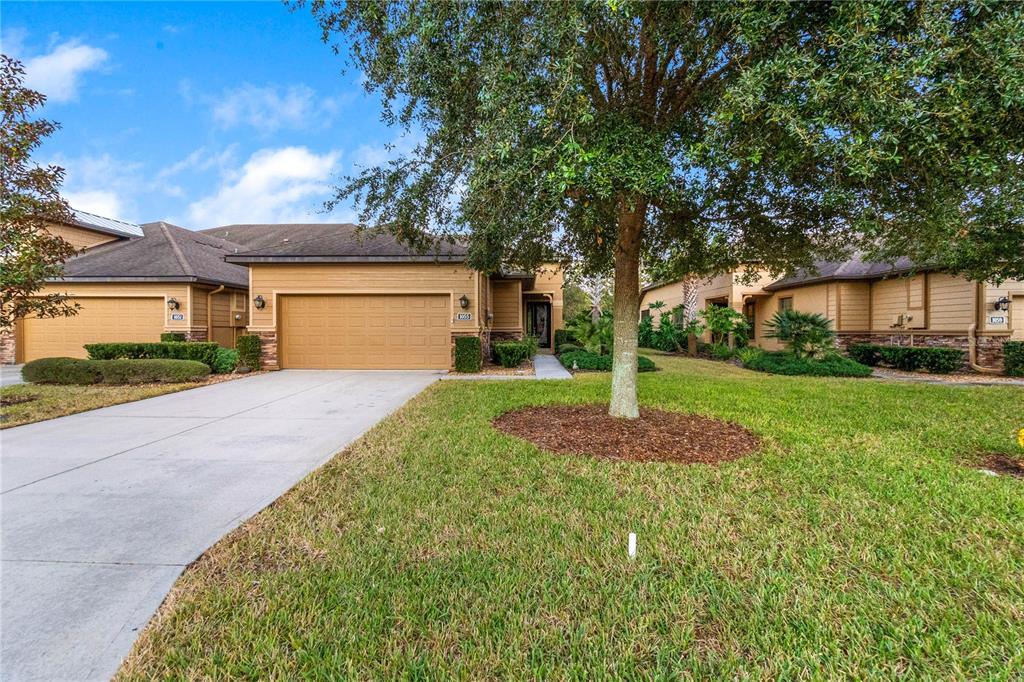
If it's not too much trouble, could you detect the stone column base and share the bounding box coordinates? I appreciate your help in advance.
[1,326,16,365]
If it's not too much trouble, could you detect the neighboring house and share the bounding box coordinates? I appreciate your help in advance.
[3,217,249,363]
[204,223,564,370]
[640,258,1024,368]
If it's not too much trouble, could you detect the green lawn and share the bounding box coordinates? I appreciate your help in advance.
[120,355,1023,679]
[0,382,204,429]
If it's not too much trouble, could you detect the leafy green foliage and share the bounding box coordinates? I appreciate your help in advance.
[1004,341,1024,377]
[742,351,873,377]
[857,344,965,374]
[1,56,78,328]
[84,342,220,370]
[847,343,882,367]
[22,358,209,385]
[878,346,928,372]
[638,315,655,349]
[560,350,656,373]
[492,340,533,368]
[763,310,836,359]
[566,312,614,356]
[160,333,187,343]
[920,348,965,374]
[699,306,749,346]
[707,343,736,361]
[553,329,577,351]
[212,347,240,374]
[236,335,261,370]
[454,336,482,373]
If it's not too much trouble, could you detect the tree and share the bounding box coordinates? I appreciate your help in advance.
[763,310,837,359]
[1,55,77,329]
[302,1,1024,418]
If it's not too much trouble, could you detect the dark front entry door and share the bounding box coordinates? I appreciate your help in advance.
[526,302,551,348]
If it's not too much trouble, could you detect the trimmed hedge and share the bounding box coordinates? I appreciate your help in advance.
[920,348,964,374]
[559,350,657,372]
[84,342,220,370]
[160,332,187,343]
[848,343,965,374]
[878,346,929,371]
[454,336,482,373]
[236,335,261,370]
[212,347,240,374]
[22,357,209,385]
[743,351,872,377]
[553,329,576,352]
[493,340,532,368]
[1005,341,1024,377]
[847,343,882,367]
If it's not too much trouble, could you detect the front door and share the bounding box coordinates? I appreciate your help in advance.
[526,302,551,348]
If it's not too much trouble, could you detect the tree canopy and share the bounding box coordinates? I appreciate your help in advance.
[303,0,1023,416]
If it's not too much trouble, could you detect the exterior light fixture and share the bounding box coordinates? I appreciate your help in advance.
[459,294,470,309]
[167,298,180,310]
[254,295,266,310]
[994,296,1011,311]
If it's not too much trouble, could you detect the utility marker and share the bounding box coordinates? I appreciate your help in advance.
[628,532,637,559]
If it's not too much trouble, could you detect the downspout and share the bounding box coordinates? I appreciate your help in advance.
[968,323,1001,374]
[207,285,225,342]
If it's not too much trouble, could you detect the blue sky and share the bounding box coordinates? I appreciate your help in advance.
[3,1,412,228]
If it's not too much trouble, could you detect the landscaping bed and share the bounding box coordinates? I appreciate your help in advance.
[492,405,759,464]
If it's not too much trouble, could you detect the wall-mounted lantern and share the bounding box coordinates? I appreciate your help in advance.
[167,298,180,310]
[994,296,1011,311]
[458,294,470,309]
[254,295,266,310]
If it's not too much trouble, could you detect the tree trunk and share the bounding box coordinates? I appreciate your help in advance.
[609,200,645,419]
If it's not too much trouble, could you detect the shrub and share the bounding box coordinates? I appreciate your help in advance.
[94,359,210,384]
[919,348,964,374]
[559,350,656,372]
[566,312,613,355]
[707,343,735,361]
[23,357,101,385]
[493,340,533,368]
[1005,341,1024,377]
[160,332,187,343]
[22,357,209,385]
[878,346,928,371]
[558,342,583,354]
[236,335,261,370]
[763,309,835,358]
[524,335,540,357]
[638,315,655,349]
[84,342,220,370]
[736,347,764,365]
[742,350,872,377]
[454,336,482,373]
[553,329,577,351]
[212,347,240,374]
[847,343,882,366]
[698,306,749,345]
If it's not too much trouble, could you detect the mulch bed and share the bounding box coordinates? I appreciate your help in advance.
[978,453,1024,478]
[492,404,760,465]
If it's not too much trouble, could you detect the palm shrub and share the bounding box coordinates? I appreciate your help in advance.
[566,311,613,355]
[638,315,655,349]
[763,309,836,359]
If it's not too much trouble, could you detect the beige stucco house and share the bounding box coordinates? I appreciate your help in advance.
[2,210,249,364]
[205,223,563,370]
[641,258,1024,369]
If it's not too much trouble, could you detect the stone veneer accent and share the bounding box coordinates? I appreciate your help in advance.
[183,328,208,342]
[836,332,1009,370]
[251,330,279,370]
[0,327,15,365]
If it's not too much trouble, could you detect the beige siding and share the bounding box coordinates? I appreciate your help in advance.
[44,221,121,251]
[752,284,832,350]
[523,264,565,334]
[247,262,480,334]
[491,280,522,330]
[870,278,908,330]
[838,282,870,330]
[983,278,1024,334]
[32,282,191,330]
[928,273,974,331]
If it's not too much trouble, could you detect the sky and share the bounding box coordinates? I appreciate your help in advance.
[2,1,413,228]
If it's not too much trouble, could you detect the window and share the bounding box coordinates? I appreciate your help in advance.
[779,297,794,313]
[641,309,651,321]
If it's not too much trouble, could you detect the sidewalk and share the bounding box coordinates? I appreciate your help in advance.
[441,354,572,381]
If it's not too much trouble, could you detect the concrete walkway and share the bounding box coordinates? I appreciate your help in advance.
[0,369,442,681]
[441,354,572,381]
[1,364,25,387]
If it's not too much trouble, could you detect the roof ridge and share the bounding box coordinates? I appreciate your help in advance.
[72,207,140,229]
[160,222,195,278]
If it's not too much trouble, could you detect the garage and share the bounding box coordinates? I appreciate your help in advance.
[19,297,164,362]
[278,294,451,369]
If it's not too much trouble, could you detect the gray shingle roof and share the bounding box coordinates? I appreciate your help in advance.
[763,255,919,291]
[202,223,468,263]
[70,208,144,238]
[54,222,249,288]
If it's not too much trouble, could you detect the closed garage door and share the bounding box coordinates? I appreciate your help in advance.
[279,294,450,369]
[20,297,164,362]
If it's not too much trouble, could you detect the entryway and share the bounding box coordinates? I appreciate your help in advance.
[526,301,552,349]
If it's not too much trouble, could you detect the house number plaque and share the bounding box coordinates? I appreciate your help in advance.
[456,312,472,321]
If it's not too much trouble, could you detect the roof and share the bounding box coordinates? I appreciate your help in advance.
[69,208,145,238]
[763,255,919,291]
[641,277,684,294]
[54,222,249,288]
[201,223,469,263]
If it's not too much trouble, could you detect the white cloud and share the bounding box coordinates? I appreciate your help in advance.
[158,145,238,179]
[21,39,108,103]
[62,189,123,218]
[187,146,342,227]
[210,83,346,132]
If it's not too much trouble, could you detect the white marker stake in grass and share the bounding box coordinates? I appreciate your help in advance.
[628,532,637,559]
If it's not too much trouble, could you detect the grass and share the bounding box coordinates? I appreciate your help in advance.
[1,381,208,429]
[119,354,1023,679]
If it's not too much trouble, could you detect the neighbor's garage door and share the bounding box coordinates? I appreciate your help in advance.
[20,297,164,362]
[279,294,450,369]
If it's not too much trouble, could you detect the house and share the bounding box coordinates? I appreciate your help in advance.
[3,214,249,363]
[204,223,564,370]
[640,258,1024,369]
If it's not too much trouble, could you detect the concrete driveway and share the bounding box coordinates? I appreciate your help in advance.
[1,369,442,681]
[1,364,25,387]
